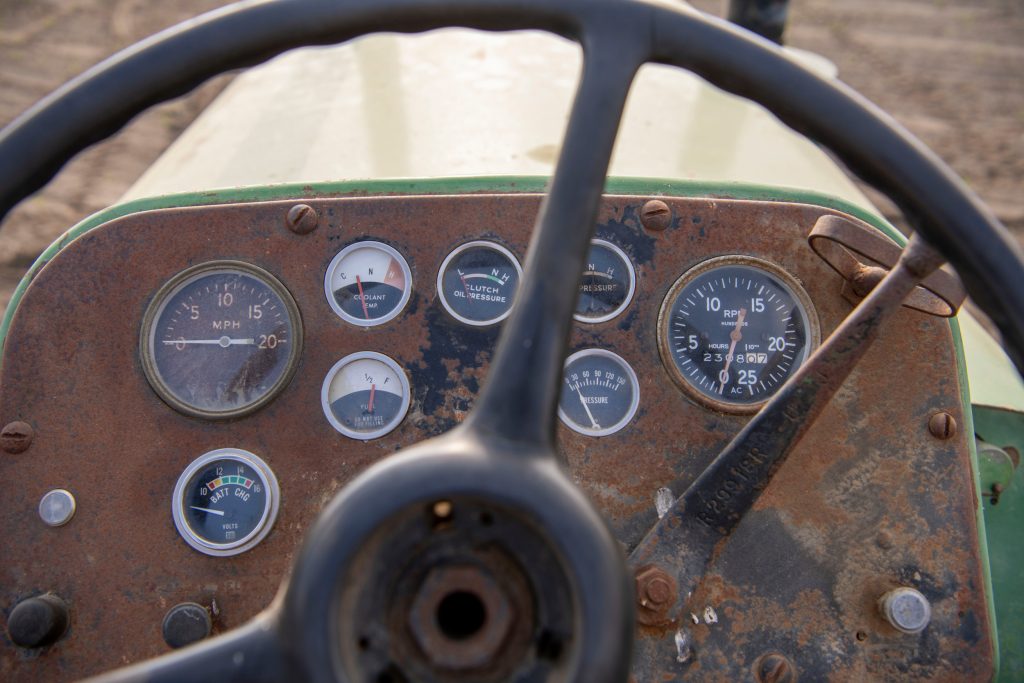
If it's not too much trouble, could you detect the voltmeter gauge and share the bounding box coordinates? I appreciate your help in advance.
[141,261,302,419]
[437,241,522,326]
[558,349,640,437]
[321,352,411,440]
[325,241,412,326]
[172,448,280,557]
[658,255,820,413]
[574,239,636,323]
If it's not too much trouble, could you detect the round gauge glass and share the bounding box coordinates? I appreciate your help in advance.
[325,241,412,326]
[321,352,411,440]
[658,255,820,413]
[172,448,280,557]
[141,261,302,419]
[574,239,636,323]
[558,349,640,437]
[437,240,523,326]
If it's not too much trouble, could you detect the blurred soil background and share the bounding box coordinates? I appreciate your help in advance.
[0,0,1021,319]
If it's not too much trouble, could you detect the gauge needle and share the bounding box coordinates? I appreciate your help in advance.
[575,385,601,430]
[718,307,747,393]
[368,383,376,413]
[190,505,225,516]
[356,275,371,319]
[163,337,255,347]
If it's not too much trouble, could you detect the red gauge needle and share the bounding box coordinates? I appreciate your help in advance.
[718,307,747,392]
[368,383,376,414]
[356,275,370,319]
[459,273,473,305]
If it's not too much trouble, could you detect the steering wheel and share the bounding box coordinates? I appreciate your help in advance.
[1,1,1020,681]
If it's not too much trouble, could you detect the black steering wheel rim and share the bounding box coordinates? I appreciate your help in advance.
[0,1,1019,681]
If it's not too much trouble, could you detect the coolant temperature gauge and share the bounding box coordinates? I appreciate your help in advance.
[172,448,280,557]
[558,349,640,437]
[325,241,412,326]
[321,352,411,440]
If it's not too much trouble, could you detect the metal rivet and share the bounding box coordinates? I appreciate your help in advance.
[928,412,957,439]
[879,587,931,634]
[876,531,894,550]
[285,204,319,234]
[640,200,672,231]
[754,652,796,683]
[1,421,34,454]
[38,489,76,527]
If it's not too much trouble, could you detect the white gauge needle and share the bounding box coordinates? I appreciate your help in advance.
[163,336,256,348]
[718,308,747,393]
[189,505,225,516]
[575,385,601,430]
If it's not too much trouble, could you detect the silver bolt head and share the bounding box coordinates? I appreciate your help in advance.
[39,489,76,527]
[880,587,931,634]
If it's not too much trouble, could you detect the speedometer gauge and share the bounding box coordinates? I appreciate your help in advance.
[658,256,819,413]
[141,261,302,419]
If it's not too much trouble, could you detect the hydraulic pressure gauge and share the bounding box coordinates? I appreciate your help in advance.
[437,241,522,326]
[172,448,280,557]
[321,352,411,440]
[658,255,819,413]
[574,239,636,323]
[325,241,413,326]
[141,261,302,419]
[558,349,640,437]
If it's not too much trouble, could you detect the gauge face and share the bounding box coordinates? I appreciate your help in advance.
[172,448,280,557]
[141,261,302,419]
[575,239,636,323]
[437,241,522,326]
[325,241,412,326]
[658,256,819,413]
[322,352,411,440]
[558,349,640,437]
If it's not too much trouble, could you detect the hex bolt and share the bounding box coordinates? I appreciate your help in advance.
[928,412,957,439]
[879,587,931,634]
[635,566,677,626]
[1,420,34,454]
[640,199,672,231]
[754,652,797,683]
[285,204,319,234]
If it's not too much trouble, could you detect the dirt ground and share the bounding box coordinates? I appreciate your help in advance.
[0,0,1021,319]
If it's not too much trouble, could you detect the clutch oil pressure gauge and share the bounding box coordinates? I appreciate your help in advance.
[437,241,522,326]
[172,448,280,557]
[658,255,820,413]
[141,261,302,419]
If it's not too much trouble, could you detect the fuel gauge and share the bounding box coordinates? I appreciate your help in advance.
[325,241,412,326]
[321,352,411,440]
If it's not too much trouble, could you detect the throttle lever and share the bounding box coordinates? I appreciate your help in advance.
[627,231,946,644]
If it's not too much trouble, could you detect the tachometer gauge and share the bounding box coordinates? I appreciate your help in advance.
[574,239,636,323]
[558,349,640,437]
[141,261,302,419]
[325,241,412,326]
[658,255,819,413]
[172,448,280,557]
[321,352,411,440]
[437,240,522,326]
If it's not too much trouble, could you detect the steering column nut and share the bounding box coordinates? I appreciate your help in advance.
[634,565,677,626]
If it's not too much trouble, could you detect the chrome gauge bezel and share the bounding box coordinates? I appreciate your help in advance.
[573,239,637,324]
[436,240,523,327]
[324,240,413,327]
[657,254,821,415]
[171,448,280,557]
[558,348,641,437]
[140,260,303,420]
[321,351,412,440]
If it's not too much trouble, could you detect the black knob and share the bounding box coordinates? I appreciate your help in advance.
[162,602,212,649]
[6,595,69,648]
